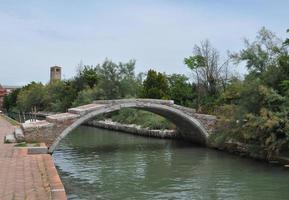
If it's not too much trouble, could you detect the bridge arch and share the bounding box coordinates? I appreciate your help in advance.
[48,101,209,153]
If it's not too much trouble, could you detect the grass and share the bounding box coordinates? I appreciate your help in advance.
[0,114,20,126]
[14,142,41,147]
[108,108,175,130]
[14,142,27,147]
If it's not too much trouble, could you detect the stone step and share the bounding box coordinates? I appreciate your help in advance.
[14,128,25,142]
[269,160,279,164]
[46,113,80,123]
[28,143,48,154]
[4,133,16,143]
[68,104,105,115]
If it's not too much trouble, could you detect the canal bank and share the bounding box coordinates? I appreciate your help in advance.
[85,119,181,139]
[0,115,67,200]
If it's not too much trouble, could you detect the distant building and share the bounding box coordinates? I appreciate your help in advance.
[50,66,61,82]
[3,85,21,94]
[0,85,21,110]
[0,86,6,109]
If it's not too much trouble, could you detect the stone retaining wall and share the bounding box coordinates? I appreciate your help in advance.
[22,115,78,147]
[85,120,181,139]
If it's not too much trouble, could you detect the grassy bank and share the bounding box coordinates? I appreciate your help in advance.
[0,114,20,126]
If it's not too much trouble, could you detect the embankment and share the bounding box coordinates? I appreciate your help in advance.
[84,119,181,139]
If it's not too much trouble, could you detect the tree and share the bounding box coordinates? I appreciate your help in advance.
[282,27,289,46]
[219,77,243,105]
[72,86,105,107]
[184,40,229,111]
[231,27,285,75]
[184,55,204,109]
[16,82,46,112]
[79,65,99,89]
[96,59,139,99]
[167,74,196,107]
[185,40,224,96]
[3,88,20,112]
[141,69,169,99]
[44,80,78,112]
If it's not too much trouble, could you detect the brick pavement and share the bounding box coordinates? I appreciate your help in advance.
[0,116,67,200]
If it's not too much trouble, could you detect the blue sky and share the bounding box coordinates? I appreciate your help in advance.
[0,0,288,85]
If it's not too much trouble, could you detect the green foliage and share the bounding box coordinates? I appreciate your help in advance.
[168,74,196,107]
[3,88,20,112]
[96,59,140,99]
[284,29,289,46]
[238,82,283,114]
[43,81,78,112]
[259,47,289,94]
[110,108,175,130]
[219,77,243,105]
[72,86,105,107]
[214,28,289,158]
[245,109,289,158]
[231,27,285,75]
[141,69,169,99]
[184,55,205,70]
[71,59,142,107]
[79,65,99,88]
[16,82,46,112]
[280,80,289,93]
[209,105,242,146]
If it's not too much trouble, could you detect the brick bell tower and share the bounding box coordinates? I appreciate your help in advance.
[50,66,61,82]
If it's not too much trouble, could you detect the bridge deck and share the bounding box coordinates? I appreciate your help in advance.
[46,113,80,123]
[68,104,105,115]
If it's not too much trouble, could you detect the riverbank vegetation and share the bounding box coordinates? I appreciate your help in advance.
[3,27,289,158]
[212,28,289,159]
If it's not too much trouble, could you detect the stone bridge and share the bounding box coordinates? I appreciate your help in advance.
[20,99,216,153]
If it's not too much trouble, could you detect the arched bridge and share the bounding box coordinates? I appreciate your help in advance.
[20,99,216,153]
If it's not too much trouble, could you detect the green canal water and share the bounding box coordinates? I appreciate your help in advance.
[53,126,289,200]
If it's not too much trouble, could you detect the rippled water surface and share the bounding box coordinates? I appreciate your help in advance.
[53,126,289,200]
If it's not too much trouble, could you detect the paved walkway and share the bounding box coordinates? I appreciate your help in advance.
[0,116,67,200]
